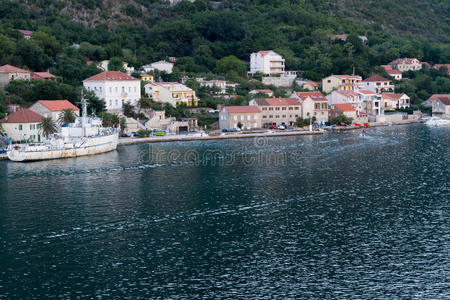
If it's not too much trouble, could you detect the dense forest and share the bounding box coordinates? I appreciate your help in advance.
[0,0,449,118]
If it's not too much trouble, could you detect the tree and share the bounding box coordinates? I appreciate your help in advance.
[84,90,105,115]
[39,117,58,138]
[119,117,127,134]
[330,114,353,125]
[237,122,243,129]
[99,112,120,128]
[216,56,246,77]
[57,109,77,126]
[108,57,126,72]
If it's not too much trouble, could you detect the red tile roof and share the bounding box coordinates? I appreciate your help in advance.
[334,75,362,80]
[253,97,301,106]
[386,69,402,75]
[18,30,33,35]
[83,71,137,81]
[363,75,390,82]
[338,90,360,97]
[0,64,30,74]
[388,58,419,65]
[36,100,80,111]
[427,94,450,102]
[357,89,377,95]
[258,50,271,56]
[435,96,450,105]
[334,104,356,112]
[0,108,43,123]
[381,65,392,71]
[381,93,408,100]
[433,64,450,74]
[223,106,261,113]
[31,72,55,79]
[307,81,318,87]
[294,91,327,102]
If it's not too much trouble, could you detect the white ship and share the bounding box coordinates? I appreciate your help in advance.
[7,96,119,162]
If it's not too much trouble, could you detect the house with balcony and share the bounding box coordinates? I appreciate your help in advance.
[219,106,262,130]
[140,74,154,82]
[380,93,411,110]
[292,92,329,123]
[144,82,198,107]
[361,75,394,93]
[142,61,174,74]
[249,50,285,75]
[326,90,366,118]
[388,58,422,72]
[357,89,383,116]
[83,71,141,111]
[321,75,362,93]
[249,97,302,127]
[0,65,31,89]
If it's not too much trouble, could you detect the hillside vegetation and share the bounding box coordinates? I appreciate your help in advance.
[0,0,449,114]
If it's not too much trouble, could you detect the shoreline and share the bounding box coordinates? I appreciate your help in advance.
[118,130,325,146]
[118,119,424,146]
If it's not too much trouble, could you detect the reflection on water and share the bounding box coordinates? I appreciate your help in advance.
[0,124,449,298]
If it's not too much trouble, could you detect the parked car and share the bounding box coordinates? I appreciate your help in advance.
[0,147,6,154]
[154,131,165,136]
[278,124,287,130]
[231,128,241,132]
[131,132,140,137]
[222,128,230,132]
[120,133,131,137]
[269,125,278,130]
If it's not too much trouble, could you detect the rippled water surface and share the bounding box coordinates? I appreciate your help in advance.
[1,124,449,299]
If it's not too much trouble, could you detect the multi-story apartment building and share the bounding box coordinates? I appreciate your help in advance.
[361,75,394,93]
[327,90,363,115]
[357,89,383,116]
[321,75,362,93]
[219,106,262,130]
[144,82,198,106]
[83,71,141,111]
[380,93,411,110]
[249,50,285,75]
[249,97,302,127]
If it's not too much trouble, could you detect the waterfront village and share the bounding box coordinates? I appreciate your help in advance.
[0,48,449,147]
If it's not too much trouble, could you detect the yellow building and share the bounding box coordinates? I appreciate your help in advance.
[144,82,198,106]
[140,74,154,82]
[322,75,362,93]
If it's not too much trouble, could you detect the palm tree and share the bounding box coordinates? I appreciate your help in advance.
[58,109,76,126]
[39,117,58,138]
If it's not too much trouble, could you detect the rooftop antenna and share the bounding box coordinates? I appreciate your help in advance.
[352,66,355,75]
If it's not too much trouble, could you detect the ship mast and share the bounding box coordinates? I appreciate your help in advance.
[81,90,88,128]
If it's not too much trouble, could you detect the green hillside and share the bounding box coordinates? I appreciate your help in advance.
[0,0,449,114]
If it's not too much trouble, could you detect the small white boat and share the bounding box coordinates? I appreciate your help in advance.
[425,117,450,127]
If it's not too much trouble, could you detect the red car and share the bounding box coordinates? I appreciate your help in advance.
[269,125,278,129]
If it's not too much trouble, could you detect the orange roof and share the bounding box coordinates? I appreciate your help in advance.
[334,104,356,112]
[83,71,137,81]
[294,91,326,102]
[31,72,55,79]
[338,90,360,97]
[36,100,80,111]
[258,50,272,56]
[357,89,377,95]
[223,106,261,113]
[381,93,408,100]
[334,75,362,80]
[386,69,402,75]
[0,64,30,74]
[427,94,450,102]
[435,97,450,105]
[363,75,390,82]
[253,97,301,106]
[0,108,43,123]
[307,81,318,87]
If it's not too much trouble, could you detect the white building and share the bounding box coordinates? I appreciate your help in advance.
[326,90,364,116]
[144,82,198,107]
[361,75,394,93]
[142,61,174,74]
[83,71,141,111]
[432,97,450,118]
[30,100,80,123]
[388,58,422,72]
[357,89,383,116]
[219,106,262,130]
[249,50,285,75]
[196,78,228,94]
[98,60,135,75]
[380,93,411,110]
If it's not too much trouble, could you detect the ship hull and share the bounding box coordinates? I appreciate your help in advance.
[7,133,119,162]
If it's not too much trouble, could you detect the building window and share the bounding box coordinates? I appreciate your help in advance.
[247,115,250,120]
[115,100,118,106]
[115,87,118,92]
[110,87,112,92]
[241,115,244,120]
[254,115,257,120]
[234,116,237,120]
[282,107,286,110]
